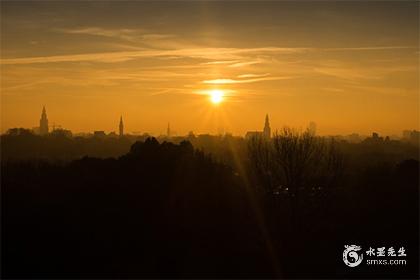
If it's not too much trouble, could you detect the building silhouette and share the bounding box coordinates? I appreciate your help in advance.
[167,123,171,138]
[246,114,271,140]
[119,116,124,137]
[308,121,317,135]
[263,114,271,138]
[50,128,72,138]
[94,131,106,138]
[39,106,49,135]
[402,129,419,144]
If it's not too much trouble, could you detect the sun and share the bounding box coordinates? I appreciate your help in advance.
[209,89,224,104]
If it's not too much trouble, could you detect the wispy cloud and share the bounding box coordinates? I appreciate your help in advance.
[201,60,240,65]
[323,46,417,51]
[0,47,307,65]
[57,27,178,49]
[203,76,294,84]
[237,73,270,78]
[344,84,416,97]
[314,67,378,81]
[314,65,417,81]
[59,27,141,41]
[141,34,175,40]
[194,89,237,96]
[228,60,263,68]
[4,44,413,66]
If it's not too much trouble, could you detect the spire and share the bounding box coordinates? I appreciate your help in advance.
[119,115,124,137]
[263,114,271,138]
[167,122,171,138]
[39,106,49,135]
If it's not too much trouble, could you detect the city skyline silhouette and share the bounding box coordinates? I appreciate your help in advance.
[6,105,419,140]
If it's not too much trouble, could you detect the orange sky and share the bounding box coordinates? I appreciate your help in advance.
[1,2,419,136]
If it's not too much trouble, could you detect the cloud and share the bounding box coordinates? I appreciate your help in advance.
[314,67,377,81]
[58,27,141,41]
[201,60,240,65]
[141,34,176,40]
[228,60,263,68]
[4,45,413,66]
[344,84,415,97]
[194,89,237,96]
[57,27,178,49]
[0,47,308,65]
[323,46,417,51]
[203,76,294,84]
[314,65,417,81]
[237,73,270,78]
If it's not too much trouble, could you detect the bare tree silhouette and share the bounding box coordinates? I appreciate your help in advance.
[248,126,344,228]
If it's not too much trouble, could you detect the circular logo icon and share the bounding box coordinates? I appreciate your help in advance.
[343,245,363,267]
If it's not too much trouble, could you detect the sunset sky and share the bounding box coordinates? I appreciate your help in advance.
[1,1,418,136]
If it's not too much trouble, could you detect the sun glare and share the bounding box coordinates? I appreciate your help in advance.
[210,89,224,104]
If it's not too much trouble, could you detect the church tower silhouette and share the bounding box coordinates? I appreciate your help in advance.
[167,122,171,138]
[119,116,124,137]
[39,106,49,135]
[263,114,271,138]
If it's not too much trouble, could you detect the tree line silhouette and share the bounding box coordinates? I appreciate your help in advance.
[1,129,419,278]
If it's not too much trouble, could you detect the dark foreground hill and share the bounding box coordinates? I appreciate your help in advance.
[2,138,419,278]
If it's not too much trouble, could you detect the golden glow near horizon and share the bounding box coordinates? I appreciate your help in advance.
[1,2,419,136]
